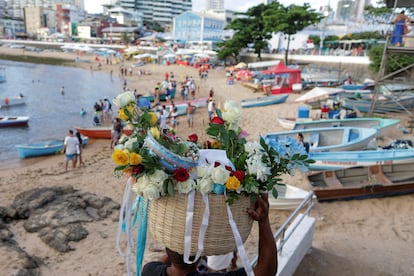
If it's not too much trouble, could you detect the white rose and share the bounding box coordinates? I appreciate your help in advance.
[149,170,169,188]
[141,184,161,200]
[176,179,195,194]
[211,165,230,184]
[196,177,213,195]
[132,174,150,195]
[197,165,210,178]
[222,101,242,127]
[113,91,136,108]
[124,137,138,150]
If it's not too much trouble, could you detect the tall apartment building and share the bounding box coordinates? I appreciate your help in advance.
[113,0,192,26]
[23,6,44,37]
[206,0,224,10]
[6,0,84,19]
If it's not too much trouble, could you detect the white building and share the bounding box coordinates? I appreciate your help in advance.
[206,0,224,10]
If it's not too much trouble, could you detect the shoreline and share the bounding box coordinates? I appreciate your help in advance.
[1,46,413,276]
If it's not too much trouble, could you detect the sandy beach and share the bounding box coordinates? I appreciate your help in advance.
[0,46,413,276]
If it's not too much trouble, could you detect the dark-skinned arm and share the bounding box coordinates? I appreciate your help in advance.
[248,193,277,276]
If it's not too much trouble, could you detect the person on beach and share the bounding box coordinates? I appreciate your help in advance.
[142,193,277,276]
[75,131,85,167]
[186,102,195,128]
[207,98,216,121]
[63,129,79,172]
[111,118,123,148]
[297,133,310,153]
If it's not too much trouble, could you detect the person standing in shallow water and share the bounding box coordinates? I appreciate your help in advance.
[61,86,65,95]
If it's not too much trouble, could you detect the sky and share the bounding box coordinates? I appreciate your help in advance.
[84,0,339,15]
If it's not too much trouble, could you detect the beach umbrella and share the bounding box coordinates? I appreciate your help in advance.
[295,87,344,103]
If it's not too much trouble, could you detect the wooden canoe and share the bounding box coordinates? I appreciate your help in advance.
[74,126,133,139]
[241,94,288,108]
[307,163,414,202]
[0,116,29,127]
[264,126,378,152]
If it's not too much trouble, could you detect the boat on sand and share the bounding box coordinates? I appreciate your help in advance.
[307,162,414,202]
[75,126,133,139]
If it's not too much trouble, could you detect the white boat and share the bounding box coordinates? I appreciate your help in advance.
[292,117,400,137]
[265,127,378,152]
[0,96,26,108]
[269,184,314,210]
[308,148,414,171]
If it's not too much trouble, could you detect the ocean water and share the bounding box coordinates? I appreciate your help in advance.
[0,60,123,165]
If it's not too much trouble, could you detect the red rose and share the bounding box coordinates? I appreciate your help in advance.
[173,168,190,182]
[188,133,198,143]
[225,165,233,172]
[210,116,224,124]
[131,165,145,176]
[214,161,221,167]
[232,170,245,181]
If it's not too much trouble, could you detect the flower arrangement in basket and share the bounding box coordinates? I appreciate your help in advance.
[112,91,314,275]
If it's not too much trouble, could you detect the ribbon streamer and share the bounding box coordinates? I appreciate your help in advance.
[225,193,254,276]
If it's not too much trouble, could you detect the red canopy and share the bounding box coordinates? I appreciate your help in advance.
[261,62,301,75]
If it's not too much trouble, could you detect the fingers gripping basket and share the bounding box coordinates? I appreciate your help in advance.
[148,193,254,256]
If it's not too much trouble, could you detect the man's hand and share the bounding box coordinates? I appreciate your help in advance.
[247,193,270,224]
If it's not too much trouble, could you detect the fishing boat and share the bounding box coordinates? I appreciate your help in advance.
[16,136,89,158]
[341,93,414,113]
[308,148,414,171]
[241,94,289,108]
[291,117,400,137]
[307,162,414,202]
[268,184,314,210]
[0,116,29,127]
[264,126,378,152]
[74,126,133,139]
[0,96,26,108]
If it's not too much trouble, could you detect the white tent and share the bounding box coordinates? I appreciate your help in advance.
[134,53,152,59]
[295,87,344,103]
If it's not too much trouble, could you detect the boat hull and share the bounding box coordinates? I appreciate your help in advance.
[241,94,288,108]
[308,149,414,171]
[75,126,133,139]
[0,116,29,127]
[308,163,414,201]
[265,127,377,152]
[16,137,89,158]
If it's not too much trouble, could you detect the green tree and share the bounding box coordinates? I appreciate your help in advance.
[368,45,414,74]
[218,4,272,61]
[263,3,322,64]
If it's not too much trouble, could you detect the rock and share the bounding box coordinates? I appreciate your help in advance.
[6,186,120,252]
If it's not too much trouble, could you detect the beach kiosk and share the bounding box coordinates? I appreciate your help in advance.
[261,62,301,94]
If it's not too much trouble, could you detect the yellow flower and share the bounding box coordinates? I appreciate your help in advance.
[130,152,143,165]
[126,104,136,114]
[148,112,158,126]
[211,140,221,149]
[225,176,241,191]
[112,149,129,166]
[150,127,160,139]
[118,109,129,121]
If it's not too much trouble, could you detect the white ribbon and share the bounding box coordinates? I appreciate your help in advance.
[225,194,255,276]
[183,191,210,264]
[116,177,136,276]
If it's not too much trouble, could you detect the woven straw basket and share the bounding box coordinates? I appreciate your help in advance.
[148,193,254,256]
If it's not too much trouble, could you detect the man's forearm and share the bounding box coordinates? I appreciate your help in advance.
[254,219,277,275]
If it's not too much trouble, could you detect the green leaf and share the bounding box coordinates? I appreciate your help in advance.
[272,188,278,199]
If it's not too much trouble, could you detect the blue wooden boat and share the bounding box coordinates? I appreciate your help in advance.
[264,126,378,152]
[0,96,26,108]
[241,94,288,108]
[16,136,89,158]
[307,148,414,171]
[341,93,414,113]
[292,118,400,137]
[0,116,29,127]
[307,162,414,202]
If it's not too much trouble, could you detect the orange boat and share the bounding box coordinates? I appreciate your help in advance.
[74,126,133,139]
